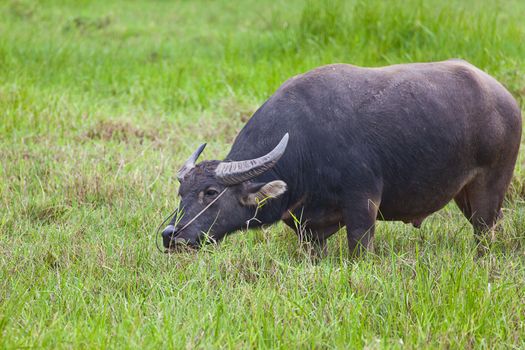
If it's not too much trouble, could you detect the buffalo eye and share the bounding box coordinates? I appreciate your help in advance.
[205,188,219,197]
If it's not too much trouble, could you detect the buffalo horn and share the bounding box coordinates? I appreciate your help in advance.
[177,143,207,181]
[215,133,289,185]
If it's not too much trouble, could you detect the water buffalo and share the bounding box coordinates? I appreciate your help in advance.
[162,59,521,256]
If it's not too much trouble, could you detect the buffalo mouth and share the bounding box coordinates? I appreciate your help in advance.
[164,237,200,253]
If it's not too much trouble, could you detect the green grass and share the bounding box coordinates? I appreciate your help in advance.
[1,0,525,348]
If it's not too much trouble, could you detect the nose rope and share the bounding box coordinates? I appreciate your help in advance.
[154,188,228,252]
[154,207,179,253]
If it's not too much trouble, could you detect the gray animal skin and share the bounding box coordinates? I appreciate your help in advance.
[163,59,522,257]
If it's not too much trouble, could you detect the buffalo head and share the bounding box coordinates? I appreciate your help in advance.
[162,133,289,251]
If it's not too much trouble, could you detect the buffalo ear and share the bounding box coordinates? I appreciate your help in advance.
[241,180,287,206]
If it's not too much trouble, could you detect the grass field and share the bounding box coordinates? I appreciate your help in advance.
[1,0,525,348]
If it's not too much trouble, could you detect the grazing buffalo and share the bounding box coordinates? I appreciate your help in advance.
[162,59,521,256]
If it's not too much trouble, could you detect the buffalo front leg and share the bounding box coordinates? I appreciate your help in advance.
[283,218,338,259]
[302,224,342,259]
[301,234,327,260]
[343,197,379,258]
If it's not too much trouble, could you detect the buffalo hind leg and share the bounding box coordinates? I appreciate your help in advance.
[454,172,510,254]
[453,188,472,221]
[343,196,379,258]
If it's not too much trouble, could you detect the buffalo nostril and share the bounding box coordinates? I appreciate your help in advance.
[161,225,176,238]
[162,225,178,247]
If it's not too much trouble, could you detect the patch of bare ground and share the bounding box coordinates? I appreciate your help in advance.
[62,15,112,33]
[23,202,70,224]
[8,0,36,19]
[64,172,124,206]
[83,120,159,144]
